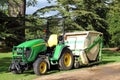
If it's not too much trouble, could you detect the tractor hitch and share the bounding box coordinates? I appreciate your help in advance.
[9,60,25,74]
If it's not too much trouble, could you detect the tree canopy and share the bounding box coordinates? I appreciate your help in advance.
[33,0,111,45]
[0,0,120,48]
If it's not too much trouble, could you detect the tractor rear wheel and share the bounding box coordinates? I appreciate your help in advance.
[59,48,74,70]
[33,58,48,75]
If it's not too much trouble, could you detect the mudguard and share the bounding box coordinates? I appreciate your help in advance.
[50,44,69,61]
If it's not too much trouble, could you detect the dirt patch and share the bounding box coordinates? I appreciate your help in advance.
[35,63,120,80]
[103,47,120,51]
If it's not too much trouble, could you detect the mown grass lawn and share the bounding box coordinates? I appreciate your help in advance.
[102,51,120,64]
[0,52,38,80]
[0,51,120,80]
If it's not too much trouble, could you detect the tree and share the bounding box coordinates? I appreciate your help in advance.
[33,0,110,45]
[7,0,26,46]
[0,0,38,47]
[106,0,120,47]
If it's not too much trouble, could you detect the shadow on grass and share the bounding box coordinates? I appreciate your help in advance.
[102,51,120,56]
[100,60,116,65]
[0,57,59,77]
[0,47,12,53]
[0,57,11,73]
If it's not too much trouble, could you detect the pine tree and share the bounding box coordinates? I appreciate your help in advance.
[33,0,110,45]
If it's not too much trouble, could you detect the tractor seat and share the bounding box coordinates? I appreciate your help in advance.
[47,34,58,47]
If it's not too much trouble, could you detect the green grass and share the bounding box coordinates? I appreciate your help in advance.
[102,51,120,64]
[0,51,120,80]
[0,52,38,80]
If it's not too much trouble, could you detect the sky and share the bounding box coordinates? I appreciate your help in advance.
[26,0,57,17]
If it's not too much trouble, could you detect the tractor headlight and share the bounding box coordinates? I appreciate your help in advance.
[14,47,31,58]
[17,48,23,51]
[16,48,24,55]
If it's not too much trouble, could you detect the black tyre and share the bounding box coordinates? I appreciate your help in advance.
[59,48,74,70]
[74,62,80,69]
[33,58,48,75]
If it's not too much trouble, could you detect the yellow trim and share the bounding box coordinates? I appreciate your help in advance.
[39,61,47,74]
[32,43,46,48]
[64,53,72,67]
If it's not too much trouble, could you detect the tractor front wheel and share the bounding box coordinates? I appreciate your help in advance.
[59,48,74,70]
[33,58,48,75]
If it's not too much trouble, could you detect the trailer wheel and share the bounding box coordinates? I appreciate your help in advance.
[59,48,74,70]
[74,62,80,69]
[33,58,47,75]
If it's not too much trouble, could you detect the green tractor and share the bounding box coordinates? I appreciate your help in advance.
[9,18,74,75]
[9,18,103,75]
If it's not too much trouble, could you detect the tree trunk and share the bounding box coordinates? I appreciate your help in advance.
[8,0,26,46]
[8,0,26,17]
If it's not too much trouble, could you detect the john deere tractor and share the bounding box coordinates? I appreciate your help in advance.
[9,18,74,75]
[9,18,103,75]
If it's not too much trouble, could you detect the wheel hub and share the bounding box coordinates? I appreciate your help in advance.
[40,62,47,74]
[64,53,72,67]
